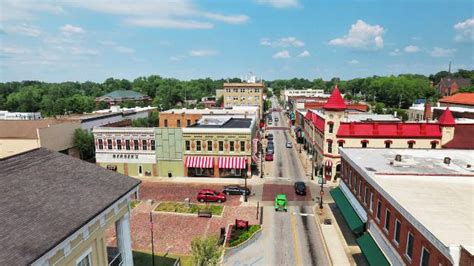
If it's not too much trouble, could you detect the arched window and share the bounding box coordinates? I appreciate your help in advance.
[361,139,369,148]
[328,121,334,133]
[407,140,416,149]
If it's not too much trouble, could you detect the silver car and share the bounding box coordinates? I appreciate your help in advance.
[286,141,292,148]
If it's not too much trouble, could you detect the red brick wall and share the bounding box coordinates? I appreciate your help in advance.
[341,160,453,266]
[459,246,474,265]
[159,113,202,127]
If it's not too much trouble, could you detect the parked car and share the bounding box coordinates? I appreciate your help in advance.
[267,120,273,125]
[197,189,226,203]
[265,153,274,161]
[275,194,287,211]
[223,185,250,196]
[286,141,293,148]
[266,143,274,154]
[294,182,306,195]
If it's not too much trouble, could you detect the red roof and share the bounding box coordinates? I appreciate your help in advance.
[304,110,325,132]
[336,122,442,138]
[439,93,474,106]
[438,107,456,126]
[443,124,474,149]
[323,85,346,111]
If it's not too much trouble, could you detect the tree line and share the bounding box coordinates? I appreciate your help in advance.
[1,70,473,116]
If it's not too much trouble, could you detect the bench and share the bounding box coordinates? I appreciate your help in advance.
[197,210,212,218]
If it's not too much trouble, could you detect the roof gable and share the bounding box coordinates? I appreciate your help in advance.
[438,107,456,126]
[323,85,347,111]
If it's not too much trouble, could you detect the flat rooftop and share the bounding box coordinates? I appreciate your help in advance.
[341,148,474,254]
[345,113,400,122]
[161,107,258,115]
[189,117,252,128]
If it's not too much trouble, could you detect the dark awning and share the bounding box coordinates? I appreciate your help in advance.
[330,187,364,233]
[356,233,390,266]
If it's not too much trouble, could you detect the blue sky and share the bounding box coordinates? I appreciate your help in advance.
[0,0,473,82]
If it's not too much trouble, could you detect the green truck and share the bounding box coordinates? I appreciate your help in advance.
[274,194,288,212]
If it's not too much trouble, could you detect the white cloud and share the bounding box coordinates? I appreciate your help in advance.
[348,59,359,65]
[272,50,290,59]
[329,20,385,49]
[0,46,30,55]
[204,13,249,25]
[189,50,218,57]
[260,37,305,47]
[4,24,41,37]
[0,0,64,21]
[454,17,474,42]
[114,46,135,54]
[70,47,99,56]
[430,47,456,57]
[67,1,248,29]
[297,50,310,57]
[60,24,85,34]
[255,0,300,8]
[389,48,401,56]
[170,55,186,61]
[125,18,213,29]
[404,45,420,53]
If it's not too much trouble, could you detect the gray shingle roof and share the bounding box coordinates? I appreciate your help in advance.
[0,148,140,265]
[99,90,147,99]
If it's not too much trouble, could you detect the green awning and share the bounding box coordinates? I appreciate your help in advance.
[330,187,364,233]
[356,233,390,266]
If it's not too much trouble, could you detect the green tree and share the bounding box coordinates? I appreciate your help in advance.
[373,102,385,114]
[131,118,149,127]
[73,128,95,160]
[190,236,223,266]
[215,95,224,107]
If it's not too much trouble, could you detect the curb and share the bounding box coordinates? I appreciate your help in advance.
[152,202,225,218]
[313,205,333,266]
[226,226,262,250]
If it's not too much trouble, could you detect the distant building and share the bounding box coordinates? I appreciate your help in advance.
[0,148,140,265]
[298,86,462,181]
[435,77,471,96]
[95,90,152,108]
[182,116,257,178]
[0,119,80,158]
[335,148,474,265]
[58,106,157,130]
[439,92,474,108]
[0,110,42,120]
[222,80,264,116]
[408,101,474,122]
[288,96,368,112]
[159,106,259,128]
[283,88,329,102]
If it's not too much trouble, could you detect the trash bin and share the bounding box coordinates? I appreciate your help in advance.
[168,172,172,178]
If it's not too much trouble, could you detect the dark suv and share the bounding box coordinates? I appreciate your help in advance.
[223,185,251,195]
[294,182,306,195]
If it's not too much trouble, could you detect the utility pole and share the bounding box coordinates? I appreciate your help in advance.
[150,212,155,266]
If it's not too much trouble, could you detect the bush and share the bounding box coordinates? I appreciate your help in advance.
[229,225,261,247]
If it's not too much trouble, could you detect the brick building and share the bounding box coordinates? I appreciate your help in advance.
[297,86,465,181]
[435,77,471,96]
[95,90,151,108]
[333,148,474,265]
[222,82,264,116]
[158,107,259,128]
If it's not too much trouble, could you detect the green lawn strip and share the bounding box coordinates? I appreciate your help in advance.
[130,200,141,209]
[133,250,192,266]
[228,225,261,247]
[154,202,223,216]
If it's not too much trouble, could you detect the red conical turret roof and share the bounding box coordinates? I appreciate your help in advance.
[438,107,456,126]
[323,85,346,111]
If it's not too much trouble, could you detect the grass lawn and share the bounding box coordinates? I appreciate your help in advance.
[229,225,261,247]
[133,250,192,266]
[155,202,223,216]
[130,200,141,209]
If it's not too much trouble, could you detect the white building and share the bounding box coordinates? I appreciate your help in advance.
[283,88,330,102]
[0,110,42,120]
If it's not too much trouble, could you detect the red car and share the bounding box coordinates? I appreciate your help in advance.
[197,189,226,203]
[265,153,274,161]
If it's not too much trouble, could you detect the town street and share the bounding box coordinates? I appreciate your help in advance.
[224,98,330,266]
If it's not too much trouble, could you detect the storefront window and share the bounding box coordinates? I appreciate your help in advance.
[240,141,245,152]
[207,141,212,151]
[196,141,201,151]
[219,141,224,151]
[188,168,214,177]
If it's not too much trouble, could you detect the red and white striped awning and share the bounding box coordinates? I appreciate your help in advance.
[324,160,333,168]
[185,156,214,168]
[218,157,248,169]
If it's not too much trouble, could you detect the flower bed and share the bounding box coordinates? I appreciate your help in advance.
[154,202,223,216]
[228,224,261,247]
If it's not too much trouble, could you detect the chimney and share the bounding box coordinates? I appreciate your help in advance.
[423,101,432,121]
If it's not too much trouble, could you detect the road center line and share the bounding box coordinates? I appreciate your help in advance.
[290,211,303,266]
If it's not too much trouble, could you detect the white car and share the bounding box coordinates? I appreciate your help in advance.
[286,141,292,148]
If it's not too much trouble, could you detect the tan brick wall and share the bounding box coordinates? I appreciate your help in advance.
[159,113,202,128]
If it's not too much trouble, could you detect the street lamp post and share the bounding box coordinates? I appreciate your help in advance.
[260,144,264,179]
[311,158,314,180]
[244,173,248,202]
[319,168,324,210]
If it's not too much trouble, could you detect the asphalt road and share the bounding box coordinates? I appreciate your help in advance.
[262,97,330,266]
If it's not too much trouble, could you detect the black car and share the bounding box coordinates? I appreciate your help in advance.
[223,185,251,195]
[294,182,306,195]
[266,142,274,154]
